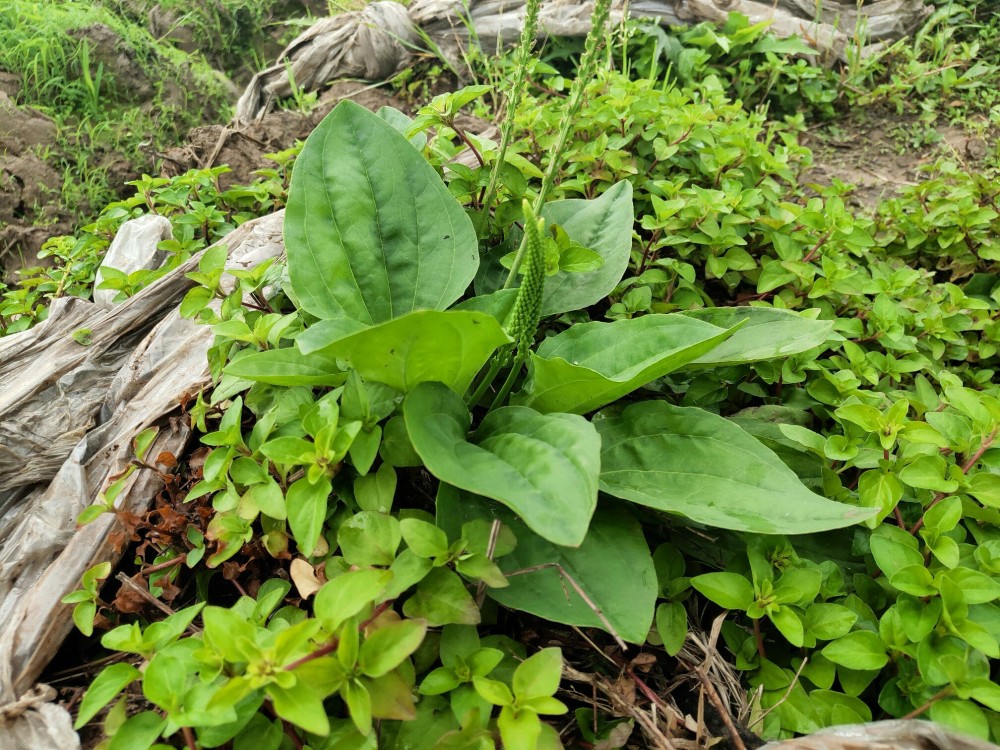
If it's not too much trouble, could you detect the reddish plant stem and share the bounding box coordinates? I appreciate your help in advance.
[961,428,997,473]
[359,600,393,630]
[901,687,951,720]
[284,637,340,672]
[628,669,670,711]
[284,601,393,672]
[452,125,485,169]
[181,726,197,750]
[753,619,766,659]
[140,556,184,575]
[801,229,833,264]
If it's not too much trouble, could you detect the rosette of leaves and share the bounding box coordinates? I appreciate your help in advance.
[222,98,874,650]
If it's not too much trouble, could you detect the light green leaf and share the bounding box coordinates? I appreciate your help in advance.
[656,601,688,656]
[804,603,858,641]
[107,711,166,750]
[770,606,805,647]
[269,679,330,736]
[314,569,392,631]
[359,619,428,677]
[929,700,990,740]
[296,310,509,393]
[498,706,542,750]
[898,455,960,493]
[596,401,876,534]
[405,382,600,547]
[286,477,331,557]
[513,314,737,414]
[535,182,634,315]
[224,347,345,386]
[476,182,634,316]
[285,100,478,324]
[75,663,141,729]
[821,631,888,671]
[690,573,755,610]
[339,511,401,567]
[403,568,481,625]
[437,486,657,644]
[968,473,1000,507]
[400,518,450,558]
[474,677,514,706]
[513,648,562,700]
[355,463,397,513]
[679,307,834,365]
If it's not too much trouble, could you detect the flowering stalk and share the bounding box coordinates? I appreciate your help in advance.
[503,0,614,288]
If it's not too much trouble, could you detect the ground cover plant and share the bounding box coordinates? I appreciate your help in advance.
[26,0,1000,747]
[0,0,237,220]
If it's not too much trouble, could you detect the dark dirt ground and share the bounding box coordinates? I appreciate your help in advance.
[800,108,997,209]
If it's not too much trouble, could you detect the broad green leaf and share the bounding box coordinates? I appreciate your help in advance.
[595,401,876,534]
[224,347,345,386]
[286,477,332,557]
[285,100,478,324]
[376,105,427,149]
[498,706,542,750]
[355,463,397,513]
[296,310,509,393]
[142,653,182,711]
[475,182,634,316]
[656,601,688,656]
[514,314,737,414]
[821,631,888,671]
[400,518,449,558]
[405,382,600,547]
[314,569,392,631]
[75,663,141,728]
[804,603,857,641]
[536,182,634,315]
[343,679,373,735]
[339,511,401,566]
[437,486,657,644]
[513,648,562,700]
[473,677,514,706]
[73,601,97,637]
[679,307,834,365]
[359,619,428,677]
[869,524,922,577]
[269,679,330,736]
[403,568,480,625]
[107,711,166,750]
[690,573,754,610]
[929,700,990,740]
[452,288,519,323]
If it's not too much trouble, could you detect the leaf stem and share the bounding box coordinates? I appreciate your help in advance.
[487,360,522,413]
[901,686,951,720]
[466,355,506,407]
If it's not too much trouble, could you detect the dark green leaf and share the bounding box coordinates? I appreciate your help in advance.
[405,382,600,547]
[514,314,736,414]
[437,487,657,644]
[285,100,478,324]
[596,401,875,534]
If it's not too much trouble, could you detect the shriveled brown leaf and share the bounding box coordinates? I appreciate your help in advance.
[290,558,322,599]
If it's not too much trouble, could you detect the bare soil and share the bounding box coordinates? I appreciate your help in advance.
[800,107,997,209]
